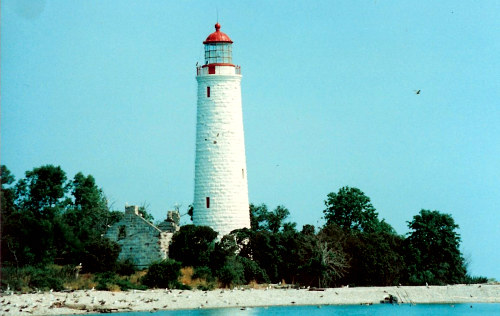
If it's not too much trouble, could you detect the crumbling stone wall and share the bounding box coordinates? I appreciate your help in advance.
[105,206,180,268]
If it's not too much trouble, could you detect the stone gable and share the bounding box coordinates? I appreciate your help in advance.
[105,206,180,268]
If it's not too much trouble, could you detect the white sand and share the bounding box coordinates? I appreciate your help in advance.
[1,284,499,315]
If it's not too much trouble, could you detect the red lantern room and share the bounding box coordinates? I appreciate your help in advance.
[197,23,240,76]
[203,23,233,65]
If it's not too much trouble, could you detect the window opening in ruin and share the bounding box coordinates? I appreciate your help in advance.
[207,86,210,97]
[206,197,210,208]
[242,168,245,179]
[118,225,126,240]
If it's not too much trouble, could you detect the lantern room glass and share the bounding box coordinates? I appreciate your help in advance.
[204,43,232,65]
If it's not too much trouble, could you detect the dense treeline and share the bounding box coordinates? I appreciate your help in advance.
[165,195,473,288]
[1,165,123,270]
[0,165,486,291]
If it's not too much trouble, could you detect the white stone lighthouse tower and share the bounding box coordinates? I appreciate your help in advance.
[193,23,250,237]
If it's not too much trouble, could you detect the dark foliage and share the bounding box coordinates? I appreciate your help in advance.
[342,231,405,286]
[193,266,215,282]
[239,257,270,284]
[80,237,121,273]
[404,209,466,285]
[323,186,380,232]
[115,259,137,276]
[95,271,147,291]
[142,259,183,289]
[169,225,218,267]
[217,258,245,288]
[1,165,122,272]
[1,165,480,289]
[1,265,74,292]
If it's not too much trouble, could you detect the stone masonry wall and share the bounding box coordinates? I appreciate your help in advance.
[105,206,177,268]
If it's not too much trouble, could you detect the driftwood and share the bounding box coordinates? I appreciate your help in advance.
[63,303,132,313]
[308,287,326,291]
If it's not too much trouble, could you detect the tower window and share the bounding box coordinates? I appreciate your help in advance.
[206,197,210,208]
[242,169,245,179]
[207,86,210,97]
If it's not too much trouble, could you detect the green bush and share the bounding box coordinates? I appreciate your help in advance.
[193,266,215,282]
[95,271,146,291]
[197,283,216,291]
[240,257,270,284]
[0,265,73,292]
[217,259,245,288]
[116,259,136,276]
[81,237,121,273]
[464,275,488,284]
[142,259,183,289]
[169,225,218,268]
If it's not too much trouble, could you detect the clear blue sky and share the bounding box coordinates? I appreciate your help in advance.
[2,1,499,279]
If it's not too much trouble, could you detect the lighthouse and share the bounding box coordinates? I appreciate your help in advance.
[193,23,250,237]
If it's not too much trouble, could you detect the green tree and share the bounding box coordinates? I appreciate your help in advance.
[209,234,239,273]
[169,225,218,267]
[249,203,269,231]
[241,230,281,282]
[404,209,466,285]
[267,205,291,233]
[343,231,405,286]
[1,165,17,216]
[300,224,349,287]
[217,258,245,288]
[15,165,68,215]
[323,186,379,232]
[64,173,117,239]
[8,165,71,265]
[142,259,183,289]
[1,165,20,266]
[80,237,121,273]
[63,172,122,266]
[250,203,292,233]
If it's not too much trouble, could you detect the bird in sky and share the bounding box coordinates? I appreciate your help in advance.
[415,89,421,95]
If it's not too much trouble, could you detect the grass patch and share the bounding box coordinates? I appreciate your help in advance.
[180,266,216,290]
[64,273,97,290]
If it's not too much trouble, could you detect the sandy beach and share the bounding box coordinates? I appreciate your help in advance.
[1,284,499,315]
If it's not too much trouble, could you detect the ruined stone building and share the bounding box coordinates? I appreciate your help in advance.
[105,205,180,268]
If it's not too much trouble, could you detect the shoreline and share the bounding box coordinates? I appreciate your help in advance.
[2,284,500,315]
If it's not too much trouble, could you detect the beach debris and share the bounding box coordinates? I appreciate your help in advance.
[308,287,325,291]
[380,294,398,304]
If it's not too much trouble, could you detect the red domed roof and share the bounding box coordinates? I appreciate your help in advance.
[203,23,233,44]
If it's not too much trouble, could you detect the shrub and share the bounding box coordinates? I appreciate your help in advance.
[142,259,183,289]
[64,273,97,290]
[116,259,136,276]
[217,259,245,288]
[464,275,488,284]
[193,266,215,282]
[1,265,73,292]
[81,237,121,273]
[240,257,270,284]
[95,271,146,291]
[169,225,218,268]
